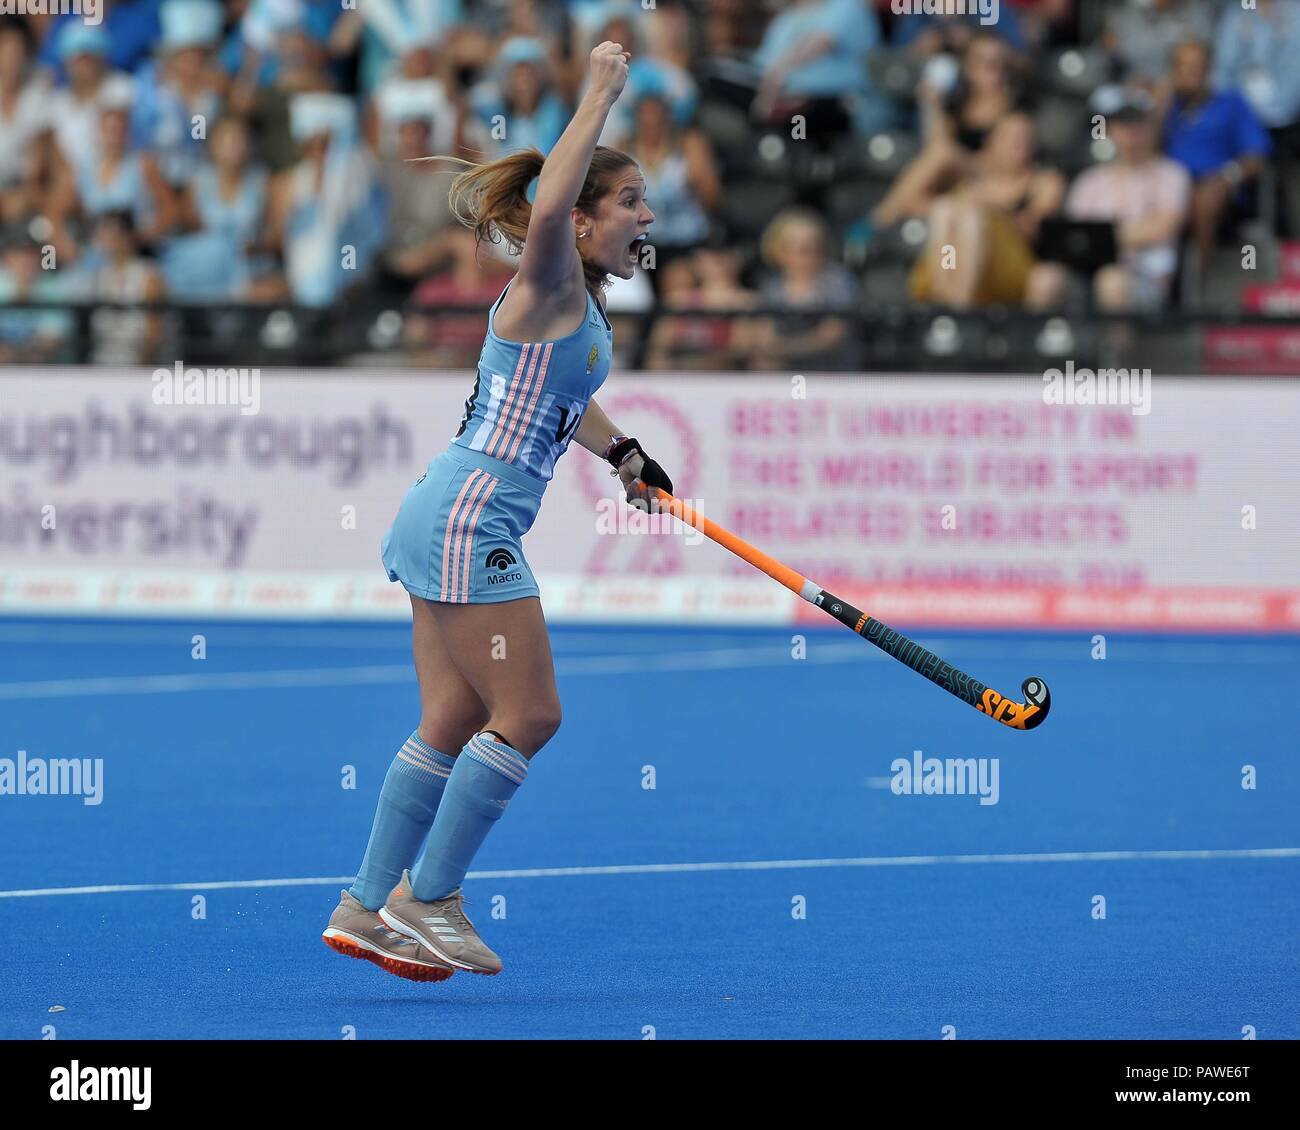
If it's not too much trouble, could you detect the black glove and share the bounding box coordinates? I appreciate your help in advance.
[630,454,673,512]
[605,436,674,511]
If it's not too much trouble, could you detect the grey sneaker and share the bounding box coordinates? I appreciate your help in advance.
[379,869,503,975]
[322,889,455,983]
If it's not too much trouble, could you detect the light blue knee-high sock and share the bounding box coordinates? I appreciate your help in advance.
[410,732,528,902]
[349,732,456,911]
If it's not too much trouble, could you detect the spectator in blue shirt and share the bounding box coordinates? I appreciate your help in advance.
[269,93,388,307]
[353,0,465,94]
[469,36,569,159]
[1164,40,1271,266]
[1212,0,1300,148]
[221,0,349,90]
[574,8,698,150]
[751,0,893,141]
[132,0,228,188]
[0,230,76,363]
[891,2,1027,56]
[40,0,163,80]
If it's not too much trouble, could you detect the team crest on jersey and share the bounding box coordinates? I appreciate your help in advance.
[586,344,599,373]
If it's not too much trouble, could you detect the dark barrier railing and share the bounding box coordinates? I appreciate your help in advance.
[2,299,1298,374]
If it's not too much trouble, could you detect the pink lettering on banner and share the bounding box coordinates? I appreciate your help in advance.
[728,400,829,440]
[1067,454,1199,493]
[712,387,1225,593]
[2,371,1297,632]
[833,402,1084,442]
[726,501,909,543]
[921,504,1129,546]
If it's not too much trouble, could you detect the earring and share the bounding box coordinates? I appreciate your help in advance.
[578,230,590,240]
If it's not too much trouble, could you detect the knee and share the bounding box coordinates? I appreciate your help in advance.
[928,195,955,226]
[503,701,562,757]
[1093,265,1129,310]
[1024,263,1067,309]
[418,701,489,754]
[1193,177,1227,210]
[922,136,960,171]
[527,700,563,750]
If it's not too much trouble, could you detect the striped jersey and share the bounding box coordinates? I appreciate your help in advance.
[451,279,614,481]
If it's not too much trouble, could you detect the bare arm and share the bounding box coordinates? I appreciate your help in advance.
[1118,210,1185,249]
[1220,154,1265,183]
[766,31,836,84]
[138,156,181,242]
[328,10,362,57]
[576,397,662,494]
[682,129,721,213]
[753,31,835,117]
[517,42,630,291]
[1015,168,1066,241]
[573,397,624,459]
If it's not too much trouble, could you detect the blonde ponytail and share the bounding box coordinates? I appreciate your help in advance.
[420,144,638,297]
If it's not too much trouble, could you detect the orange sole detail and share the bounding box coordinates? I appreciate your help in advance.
[322,934,455,983]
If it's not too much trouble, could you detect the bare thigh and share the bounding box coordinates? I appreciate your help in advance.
[410,594,489,753]
[426,596,562,759]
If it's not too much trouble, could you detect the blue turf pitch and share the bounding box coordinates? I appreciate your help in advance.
[1,619,1296,1039]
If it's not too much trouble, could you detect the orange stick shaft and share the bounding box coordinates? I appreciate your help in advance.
[645,488,1051,730]
[650,488,811,598]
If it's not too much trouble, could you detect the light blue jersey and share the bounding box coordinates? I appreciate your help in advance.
[382,279,614,604]
[452,279,614,482]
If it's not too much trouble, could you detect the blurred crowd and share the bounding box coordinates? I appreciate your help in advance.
[1,0,1298,369]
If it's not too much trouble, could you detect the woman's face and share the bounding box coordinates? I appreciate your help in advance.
[964,37,1008,92]
[660,257,695,296]
[2,246,39,287]
[694,248,736,285]
[279,28,322,73]
[601,20,635,50]
[508,0,540,34]
[66,51,105,91]
[165,44,208,83]
[397,118,432,160]
[95,219,132,259]
[101,107,130,154]
[212,120,250,169]
[401,45,435,80]
[507,62,543,110]
[986,113,1034,170]
[635,95,670,137]
[0,29,27,83]
[579,167,655,281]
[777,221,823,272]
[301,132,330,163]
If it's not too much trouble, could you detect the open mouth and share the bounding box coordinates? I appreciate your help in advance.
[627,233,648,263]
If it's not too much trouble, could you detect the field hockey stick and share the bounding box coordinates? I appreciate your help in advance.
[645,488,1051,731]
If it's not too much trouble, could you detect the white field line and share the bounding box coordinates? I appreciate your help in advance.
[0,624,772,652]
[0,644,874,700]
[2,631,1298,701]
[1,848,1296,899]
[0,623,1297,668]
